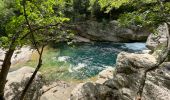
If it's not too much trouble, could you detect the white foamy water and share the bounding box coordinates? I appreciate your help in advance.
[122,43,146,51]
[102,65,113,68]
[73,63,86,70]
[57,56,70,62]
[69,63,87,72]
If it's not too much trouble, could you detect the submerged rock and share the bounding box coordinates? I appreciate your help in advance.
[5,67,43,100]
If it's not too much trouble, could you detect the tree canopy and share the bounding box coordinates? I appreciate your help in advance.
[0,0,72,49]
[105,0,169,26]
[1,0,170,35]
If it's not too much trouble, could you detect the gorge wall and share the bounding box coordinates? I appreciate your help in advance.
[74,20,150,42]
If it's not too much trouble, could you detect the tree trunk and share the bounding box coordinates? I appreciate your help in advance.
[20,46,44,100]
[0,31,19,99]
[0,49,15,99]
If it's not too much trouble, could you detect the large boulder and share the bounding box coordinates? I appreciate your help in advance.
[103,62,170,100]
[5,67,43,100]
[96,54,170,100]
[102,52,158,100]
[75,20,149,42]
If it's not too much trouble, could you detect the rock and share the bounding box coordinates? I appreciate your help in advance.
[116,52,157,71]
[5,67,43,100]
[142,62,170,100]
[0,49,6,60]
[96,67,115,84]
[146,23,168,51]
[40,81,76,100]
[75,20,149,42]
[141,49,151,54]
[72,36,91,43]
[103,55,170,100]
[11,47,33,65]
[0,49,5,69]
[70,82,114,100]
[109,52,158,100]
[0,46,33,66]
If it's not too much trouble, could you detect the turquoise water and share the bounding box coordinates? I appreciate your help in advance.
[50,42,146,80]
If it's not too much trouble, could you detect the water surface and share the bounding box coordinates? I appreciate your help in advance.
[17,42,146,81]
[48,42,146,80]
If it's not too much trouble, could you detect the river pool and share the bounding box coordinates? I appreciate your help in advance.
[18,42,147,81]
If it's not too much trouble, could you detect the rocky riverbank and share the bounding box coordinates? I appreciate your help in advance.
[3,65,114,100]
[70,23,170,100]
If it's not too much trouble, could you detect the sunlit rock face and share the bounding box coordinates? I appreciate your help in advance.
[0,46,33,70]
[143,62,170,100]
[146,23,168,52]
[70,23,170,100]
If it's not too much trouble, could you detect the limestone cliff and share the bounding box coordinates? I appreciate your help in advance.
[74,21,149,42]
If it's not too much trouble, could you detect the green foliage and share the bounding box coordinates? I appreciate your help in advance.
[0,0,71,48]
[76,0,168,24]
[117,11,158,27]
[72,0,90,21]
[98,0,170,27]
[98,0,130,12]
[0,0,4,11]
